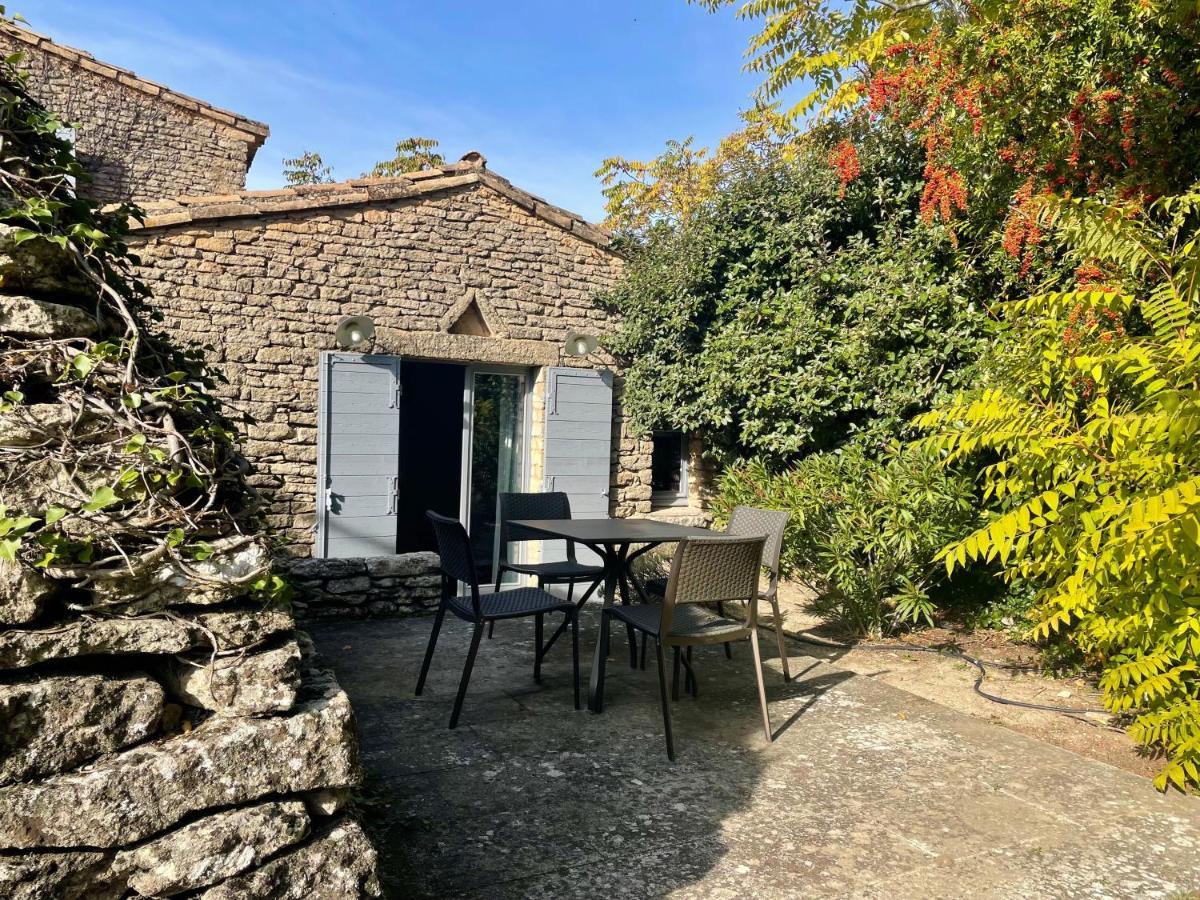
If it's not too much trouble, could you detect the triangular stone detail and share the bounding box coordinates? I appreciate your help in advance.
[447,299,491,337]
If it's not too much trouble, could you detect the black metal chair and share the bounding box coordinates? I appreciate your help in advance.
[417,510,580,728]
[594,535,772,760]
[640,506,792,681]
[489,492,604,642]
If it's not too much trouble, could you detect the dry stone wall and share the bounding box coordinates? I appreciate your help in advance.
[130,172,645,552]
[0,24,267,203]
[281,551,442,618]
[0,237,380,896]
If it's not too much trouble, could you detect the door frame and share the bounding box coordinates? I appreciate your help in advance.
[459,365,536,587]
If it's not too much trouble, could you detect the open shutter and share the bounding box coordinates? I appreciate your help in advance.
[542,367,613,564]
[316,352,401,558]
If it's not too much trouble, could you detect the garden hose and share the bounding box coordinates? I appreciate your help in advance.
[785,630,1111,717]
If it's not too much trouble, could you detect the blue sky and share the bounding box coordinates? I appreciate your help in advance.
[26,1,764,222]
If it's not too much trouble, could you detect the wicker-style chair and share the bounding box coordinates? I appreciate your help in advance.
[641,505,792,681]
[417,511,580,728]
[489,492,603,643]
[594,535,771,760]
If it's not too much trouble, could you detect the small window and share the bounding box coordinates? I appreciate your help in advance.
[55,126,77,193]
[651,431,688,508]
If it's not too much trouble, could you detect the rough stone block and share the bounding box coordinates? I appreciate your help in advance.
[0,558,54,626]
[364,551,439,579]
[0,402,78,448]
[0,224,88,295]
[283,557,365,581]
[0,606,293,670]
[0,674,163,785]
[326,576,370,595]
[196,819,382,899]
[0,851,115,900]
[0,666,358,849]
[302,786,351,817]
[116,800,310,896]
[166,641,301,716]
[87,539,270,612]
[0,294,98,338]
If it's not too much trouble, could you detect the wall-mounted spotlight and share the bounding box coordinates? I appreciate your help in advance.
[334,315,375,350]
[564,331,599,357]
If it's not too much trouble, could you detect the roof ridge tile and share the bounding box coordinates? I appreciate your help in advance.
[128,159,613,251]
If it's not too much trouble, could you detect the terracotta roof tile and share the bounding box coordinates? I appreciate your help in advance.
[0,21,270,146]
[130,154,615,251]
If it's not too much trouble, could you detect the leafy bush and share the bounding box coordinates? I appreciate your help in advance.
[715,445,977,637]
[599,124,991,465]
[919,190,1200,792]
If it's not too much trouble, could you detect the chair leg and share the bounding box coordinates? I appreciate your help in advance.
[749,629,773,743]
[488,568,504,640]
[593,609,612,713]
[672,646,681,701]
[684,645,698,698]
[567,580,574,607]
[580,576,602,606]
[769,595,791,681]
[571,609,580,710]
[655,639,676,761]
[717,601,732,660]
[534,612,544,684]
[449,622,485,729]
[640,632,648,670]
[619,570,639,669]
[415,603,447,696]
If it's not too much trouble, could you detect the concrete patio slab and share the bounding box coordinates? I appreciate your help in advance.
[308,610,1200,899]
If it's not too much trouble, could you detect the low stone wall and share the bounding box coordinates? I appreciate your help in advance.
[282,552,442,620]
[0,238,380,894]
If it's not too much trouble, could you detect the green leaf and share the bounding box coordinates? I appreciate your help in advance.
[81,486,118,512]
[71,355,94,378]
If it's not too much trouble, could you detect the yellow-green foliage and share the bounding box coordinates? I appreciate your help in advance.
[919,189,1200,792]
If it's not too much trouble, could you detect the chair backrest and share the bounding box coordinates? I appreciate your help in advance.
[662,535,766,637]
[426,511,481,607]
[726,505,789,584]
[498,491,575,561]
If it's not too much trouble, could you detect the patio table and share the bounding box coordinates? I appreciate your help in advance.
[509,518,714,711]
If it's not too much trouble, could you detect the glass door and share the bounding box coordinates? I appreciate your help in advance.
[462,369,526,586]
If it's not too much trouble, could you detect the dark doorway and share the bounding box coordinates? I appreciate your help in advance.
[396,360,464,553]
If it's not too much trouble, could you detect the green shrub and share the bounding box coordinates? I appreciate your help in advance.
[599,123,991,465]
[715,445,977,637]
[919,190,1200,792]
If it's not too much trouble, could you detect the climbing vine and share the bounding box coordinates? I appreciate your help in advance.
[0,26,286,609]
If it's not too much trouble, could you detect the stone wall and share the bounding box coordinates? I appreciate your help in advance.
[0,24,268,204]
[0,238,380,896]
[282,552,442,619]
[129,165,640,552]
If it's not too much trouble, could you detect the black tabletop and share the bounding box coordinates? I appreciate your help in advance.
[509,518,714,545]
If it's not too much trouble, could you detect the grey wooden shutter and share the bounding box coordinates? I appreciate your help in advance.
[542,367,613,565]
[316,352,401,558]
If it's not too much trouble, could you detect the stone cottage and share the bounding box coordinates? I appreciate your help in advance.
[0,22,269,203]
[127,160,676,612]
[2,20,714,615]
